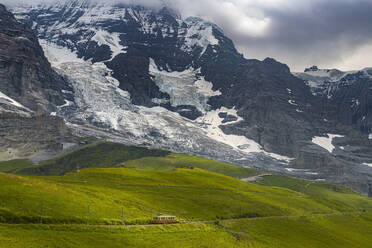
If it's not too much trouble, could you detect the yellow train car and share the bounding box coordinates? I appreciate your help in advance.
[152,215,178,224]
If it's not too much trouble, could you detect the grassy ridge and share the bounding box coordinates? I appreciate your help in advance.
[17,142,170,176]
[2,142,255,178]
[0,142,257,178]
[1,167,371,225]
[123,153,257,178]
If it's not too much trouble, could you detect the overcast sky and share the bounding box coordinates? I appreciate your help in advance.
[3,0,372,72]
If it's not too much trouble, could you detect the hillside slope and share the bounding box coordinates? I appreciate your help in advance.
[1,214,372,248]
[0,142,256,178]
[1,166,371,225]
[0,164,372,247]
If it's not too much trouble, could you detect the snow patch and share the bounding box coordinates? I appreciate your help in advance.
[351,99,360,108]
[196,107,293,162]
[182,18,219,55]
[369,134,372,140]
[288,100,298,106]
[312,134,344,153]
[91,30,127,59]
[76,4,127,24]
[149,58,221,113]
[363,163,372,168]
[284,168,318,175]
[40,40,84,64]
[0,91,27,109]
[59,100,73,108]
[296,109,303,113]
[306,172,319,175]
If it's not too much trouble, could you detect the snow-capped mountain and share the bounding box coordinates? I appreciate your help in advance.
[293,66,347,97]
[2,1,372,195]
[295,66,372,136]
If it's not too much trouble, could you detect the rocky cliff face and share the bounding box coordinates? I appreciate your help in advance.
[0,4,77,160]
[0,4,73,113]
[294,66,372,135]
[0,113,74,160]
[7,0,372,195]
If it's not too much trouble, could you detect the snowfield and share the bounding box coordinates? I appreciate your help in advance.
[149,58,221,113]
[312,134,344,153]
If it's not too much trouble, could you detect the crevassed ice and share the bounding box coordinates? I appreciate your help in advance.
[91,30,127,60]
[42,39,293,164]
[149,58,221,113]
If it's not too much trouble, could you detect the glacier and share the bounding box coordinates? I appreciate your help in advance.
[40,39,293,171]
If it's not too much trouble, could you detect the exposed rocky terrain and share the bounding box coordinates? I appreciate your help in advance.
[0,4,78,161]
[1,0,371,195]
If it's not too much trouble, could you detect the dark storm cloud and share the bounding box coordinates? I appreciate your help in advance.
[2,0,372,71]
[234,0,372,71]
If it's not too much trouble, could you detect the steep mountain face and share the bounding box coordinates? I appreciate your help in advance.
[0,4,77,160]
[0,4,72,113]
[295,66,372,137]
[9,0,372,195]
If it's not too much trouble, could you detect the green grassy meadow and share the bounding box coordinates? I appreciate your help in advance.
[221,213,372,248]
[0,223,239,248]
[1,166,371,224]
[122,153,257,178]
[1,214,372,248]
[0,142,372,247]
[0,159,35,173]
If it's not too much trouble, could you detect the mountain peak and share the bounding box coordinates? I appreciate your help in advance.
[158,6,181,19]
[304,65,319,72]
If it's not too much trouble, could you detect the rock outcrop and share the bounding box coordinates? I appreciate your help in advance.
[0,4,77,160]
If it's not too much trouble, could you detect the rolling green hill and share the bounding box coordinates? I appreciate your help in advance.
[1,142,372,247]
[19,142,170,176]
[1,142,256,178]
[1,166,371,225]
[122,153,257,178]
[0,159,35,173]
[220,213,372,248]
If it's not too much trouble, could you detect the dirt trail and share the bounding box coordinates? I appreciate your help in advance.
[0,211,366,229]
[240,174,273,182]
